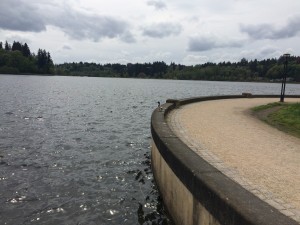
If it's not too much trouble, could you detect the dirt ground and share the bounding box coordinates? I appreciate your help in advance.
[168,98,300,221]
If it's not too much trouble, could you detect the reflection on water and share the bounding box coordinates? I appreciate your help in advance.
[0,75,298,224]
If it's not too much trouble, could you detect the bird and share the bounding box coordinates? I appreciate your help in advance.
[157,101,163,111]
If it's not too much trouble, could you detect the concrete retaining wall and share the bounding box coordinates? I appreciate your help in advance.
[151,95,300,225]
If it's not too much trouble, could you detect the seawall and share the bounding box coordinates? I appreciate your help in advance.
[151,95,300,225]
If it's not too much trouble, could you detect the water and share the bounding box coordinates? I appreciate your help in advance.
[0,75,299,225]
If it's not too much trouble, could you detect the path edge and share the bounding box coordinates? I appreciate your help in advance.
[151,94,300,225]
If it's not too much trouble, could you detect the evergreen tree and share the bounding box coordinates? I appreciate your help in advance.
[46,51,54,73]
[239,58,248,66]
[22,43,31,57]
[0,40,54,75]
[37,49,53,73]
[12,41,22,52]
[37,49,46,70]
[5,41,11,51]
[249,59,258,72]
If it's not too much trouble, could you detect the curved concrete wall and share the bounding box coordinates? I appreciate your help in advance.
[151,95,300,225]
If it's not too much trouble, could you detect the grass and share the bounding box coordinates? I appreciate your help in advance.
[252,102,300,138]
[252,102,284,112]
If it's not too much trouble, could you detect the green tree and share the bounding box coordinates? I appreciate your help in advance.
[249,59,258,73]
[0,40,53,74]
[22,43,31,57]
[37,49,54,73]
[9,50,24,69]
[266,65,282,79]
[239,58,248,66]
[12,41,22,52]
[0,49,9,66]
[292,65,300,82]
[5,41,11,51]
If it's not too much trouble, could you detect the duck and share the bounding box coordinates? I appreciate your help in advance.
[157,101,163,111]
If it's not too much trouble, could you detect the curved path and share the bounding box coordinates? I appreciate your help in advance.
[167,98,300,223]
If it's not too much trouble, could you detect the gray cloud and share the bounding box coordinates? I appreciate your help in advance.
[260,46,279,56]
[147,0,167,10]
[120,31,136,43]
[142,22,182,38]
[0,0,135,43]
[256,46,282,59]
[50,9,131,42]
[5,35,32,45]
[188,36,243,51]
[188,36,216,51]
[240,15,300,39]
[239,46,282,61]
[62,45,72,50]
[0,0,46,32]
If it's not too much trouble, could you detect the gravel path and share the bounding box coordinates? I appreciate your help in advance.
[167,98,300,222]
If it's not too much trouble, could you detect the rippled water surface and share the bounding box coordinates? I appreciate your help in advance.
[0,75,299,225]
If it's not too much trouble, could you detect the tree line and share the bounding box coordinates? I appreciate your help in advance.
[1,40,299,82]
[56,57,300,82]
[0,41,54,74]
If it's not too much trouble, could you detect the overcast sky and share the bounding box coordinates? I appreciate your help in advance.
[1,0,300,65]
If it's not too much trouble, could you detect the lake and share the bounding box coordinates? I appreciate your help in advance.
[0,75,299,225]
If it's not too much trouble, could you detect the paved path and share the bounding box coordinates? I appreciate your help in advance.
[167,98,300,223]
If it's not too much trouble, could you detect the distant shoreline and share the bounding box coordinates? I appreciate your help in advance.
[1,73,300,84]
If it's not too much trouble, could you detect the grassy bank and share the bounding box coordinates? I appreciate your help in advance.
[252,102,300,138]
